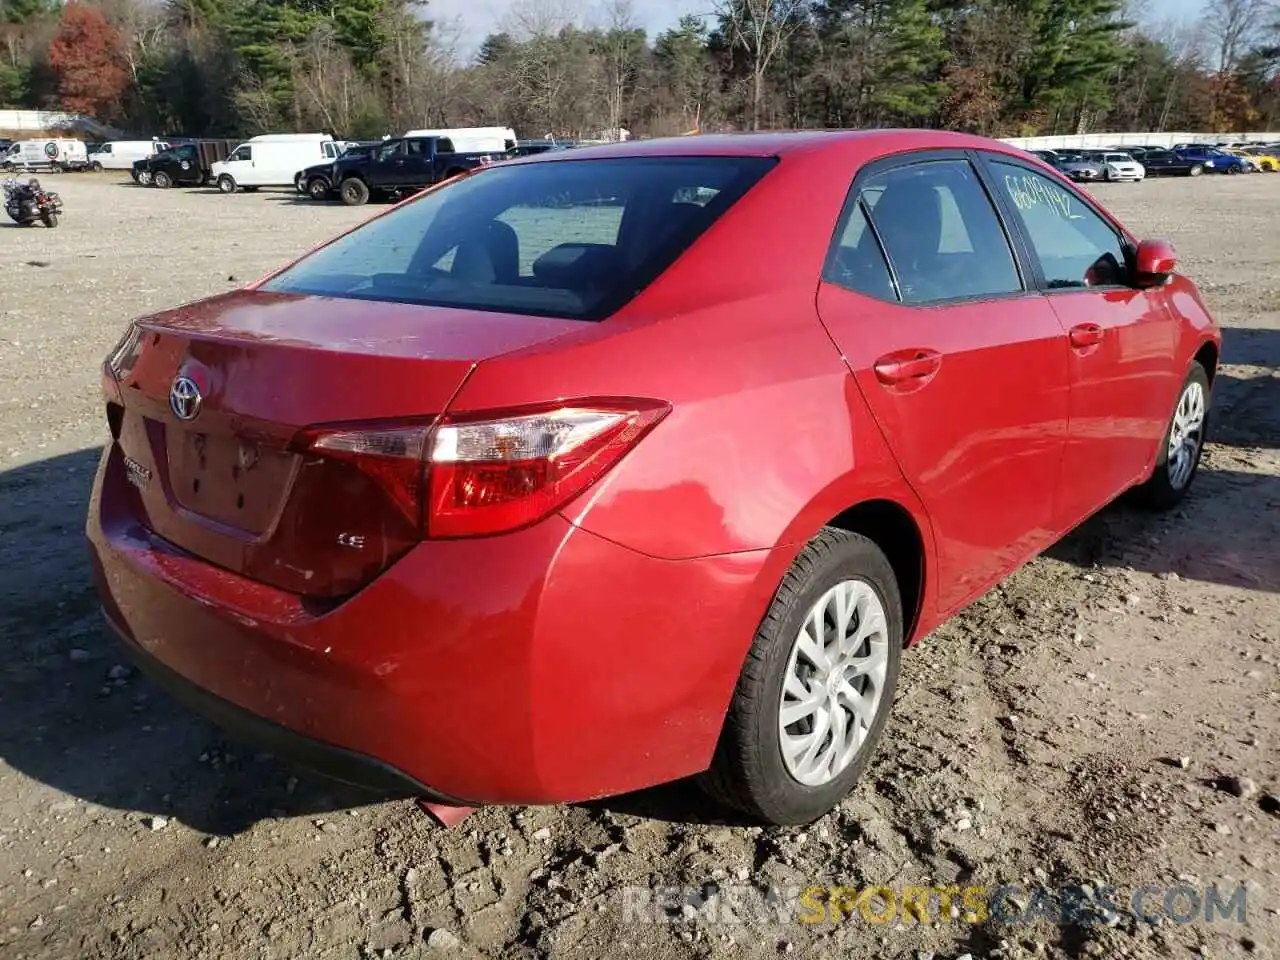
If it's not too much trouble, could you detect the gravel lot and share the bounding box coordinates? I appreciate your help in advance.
[1,172,1278,960]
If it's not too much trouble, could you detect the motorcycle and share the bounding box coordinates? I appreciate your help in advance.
[3,177,62,227]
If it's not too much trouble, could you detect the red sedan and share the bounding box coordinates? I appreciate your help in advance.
[88,131,1220,826]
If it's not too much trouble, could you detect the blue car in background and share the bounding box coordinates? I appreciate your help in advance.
[1174,146,1253,174]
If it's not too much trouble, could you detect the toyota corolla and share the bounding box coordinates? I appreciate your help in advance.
[88,131,1220,826]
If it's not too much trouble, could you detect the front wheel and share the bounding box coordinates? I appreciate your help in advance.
[307,177,330,201]
[1133,363,1210,511]
[90,162,102,173]
[217,175,237,194]
[698,528,902,825]
[339,177,370,206]
[41,211,58,228]
[137,170,152,186]
[153,170,172,189]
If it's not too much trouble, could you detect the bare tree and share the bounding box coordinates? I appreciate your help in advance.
[596,0,641,139]
[716,0,808,130]
[1201,0,1270,71]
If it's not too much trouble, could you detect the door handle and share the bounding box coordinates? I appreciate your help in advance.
[1069,323,1104,349]
[873,349,942,386]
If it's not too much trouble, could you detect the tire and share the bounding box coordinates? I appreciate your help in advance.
[153,170,172,189]
[90,162,102,173]
[307,177,330,201]
[339,177,370,206]
[217,175,237,194]
[138,170,152,186]
[1133,362,1210,512]
[1189,164,1203,177]
[1227,165,1240,175]
[698,528,903,825]
[41,212,57,228]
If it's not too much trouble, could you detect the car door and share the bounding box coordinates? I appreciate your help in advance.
[980,153,1181,529]
[816,152,1071,616]
[374,139,408,186]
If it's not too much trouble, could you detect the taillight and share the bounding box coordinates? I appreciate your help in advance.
[295,399,669,542]
[105,322,142,381]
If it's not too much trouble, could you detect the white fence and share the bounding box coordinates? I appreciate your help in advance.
[1001,131,1280,150]
[0,109,118,137]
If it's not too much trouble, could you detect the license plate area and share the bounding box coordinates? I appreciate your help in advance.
[162,423,296,536]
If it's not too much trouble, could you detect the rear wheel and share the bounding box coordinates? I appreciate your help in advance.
[339,177,370,206]
[217,175,237,194]
[1189,164,1204,177]
[153,170,172,189]
[698,528,902,825]
[1133,363,1210,511]
[1227,165,1240,175]
[41,211,58,228]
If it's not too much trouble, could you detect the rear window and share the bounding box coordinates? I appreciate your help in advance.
[261,156,776,320]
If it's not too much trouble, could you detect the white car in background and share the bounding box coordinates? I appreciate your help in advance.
[1087,151,1146,182]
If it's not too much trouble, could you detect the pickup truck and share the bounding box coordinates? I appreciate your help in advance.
[132,140,238,187]
[323,136,502,205]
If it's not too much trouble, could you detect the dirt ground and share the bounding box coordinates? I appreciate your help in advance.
[0,171,1277,960]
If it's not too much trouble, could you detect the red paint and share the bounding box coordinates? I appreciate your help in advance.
[417,800,475,827]
[87,130,1221,809]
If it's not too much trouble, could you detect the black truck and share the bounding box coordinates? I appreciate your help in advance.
[132,140,238,188]
[315,136,503,205]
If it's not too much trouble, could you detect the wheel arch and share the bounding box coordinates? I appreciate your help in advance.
[824,498,929,647]
[1194,339,1219,385]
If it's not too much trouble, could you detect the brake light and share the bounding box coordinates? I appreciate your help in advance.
[295,399,669,542]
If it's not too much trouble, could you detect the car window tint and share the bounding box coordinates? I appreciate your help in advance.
[861,159,1021,304]
[262,156,776,321]
[990,161,1128,289]
[823,199,897,302]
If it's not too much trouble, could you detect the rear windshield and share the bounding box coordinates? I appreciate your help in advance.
[261,155,776,320]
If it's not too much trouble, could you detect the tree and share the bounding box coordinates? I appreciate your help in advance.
[47,2,129,117]
[715,0,808,129]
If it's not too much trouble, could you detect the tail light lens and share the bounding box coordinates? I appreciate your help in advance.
[295,399,669,542]
[105,322,142,381]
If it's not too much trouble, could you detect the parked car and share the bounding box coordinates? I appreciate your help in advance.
[1175,146,1252,174]
[88,130,1220,826]
[211,134,348,193]
[135,140,238,188]
[323,135,504,205]
[1137,148,1207,177]
[1054,151,1106,182]
[1238,146,1280,171]
[295,141,382,200]
[2,138,89,172]
[509,139,579,158]
[1083,151,1145,182]
[90,140,171,172]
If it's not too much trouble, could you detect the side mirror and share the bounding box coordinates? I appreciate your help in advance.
[1134,238,1177,287]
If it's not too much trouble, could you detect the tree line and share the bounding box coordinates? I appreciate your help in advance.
[2,0,1280,141]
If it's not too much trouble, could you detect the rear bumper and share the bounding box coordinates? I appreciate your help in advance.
[87,444,786,805]
[103,609,463,802]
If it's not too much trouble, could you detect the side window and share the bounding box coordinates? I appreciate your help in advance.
[990,161,1128,289]
[378,141,405,161]
[862,159,1022,304]
[229,145,251,162]
[100,144,112,155]
[436,138,455,154]
[823,199,897,302]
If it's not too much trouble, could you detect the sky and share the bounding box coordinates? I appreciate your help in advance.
[429,0,1210,62]
[428,0,717,58]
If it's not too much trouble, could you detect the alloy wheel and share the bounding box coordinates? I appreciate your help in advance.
[778,579,889,787]
[1168,380,1206,491]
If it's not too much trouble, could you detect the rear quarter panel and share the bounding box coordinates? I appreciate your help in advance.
[447,141,940,627]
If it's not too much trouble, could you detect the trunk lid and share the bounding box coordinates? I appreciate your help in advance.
[109,290,579,597]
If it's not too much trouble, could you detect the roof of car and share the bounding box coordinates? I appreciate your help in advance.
[518,129,1016,162]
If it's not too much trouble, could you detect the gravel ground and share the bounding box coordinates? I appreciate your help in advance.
[0,173,1278,960]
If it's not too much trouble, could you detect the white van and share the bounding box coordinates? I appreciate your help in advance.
[2,138,89,172]
[90,140,170,171]
[210,134,343,192]
[403,126,517,154]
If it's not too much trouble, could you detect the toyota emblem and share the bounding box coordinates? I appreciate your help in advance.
[169,376,202,421]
